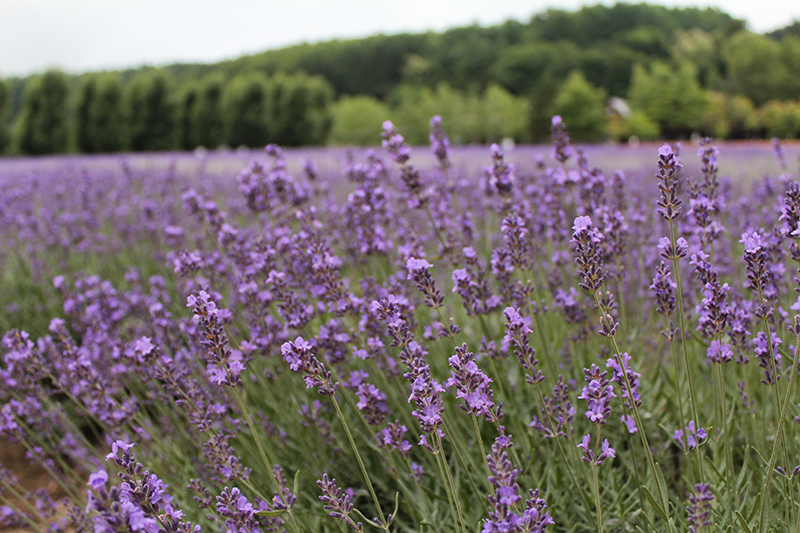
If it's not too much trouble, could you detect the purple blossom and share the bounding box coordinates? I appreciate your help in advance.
[281,337,339,396]
[577,365,616,426]
[483,428,554,533]
[446,343,502,422]
[673,421,708,452]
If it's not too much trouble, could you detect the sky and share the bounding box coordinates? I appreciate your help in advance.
[1,0,798,77]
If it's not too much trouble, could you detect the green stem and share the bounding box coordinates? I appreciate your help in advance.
[590,290,678,533]
[668,218,705,482]
[436,432,468,533]
[593,425,604,533]
[331,396,389,531]
[759,322,800,533]
[433,440,462,533]
[472,415,491,478]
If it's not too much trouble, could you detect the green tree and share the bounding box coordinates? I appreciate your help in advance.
[329,96,392,146]
[126,70,177,152]
[702,91,758,139]
[15,69,70,155]
[723,31,794,105]
[628,61,708,137]
[223,73,271,148]
[0,77,9,153]
[551,71,608,141]
[761,100,800,139]
[75,73,126,153]
[493,41,582,96]
[479,84,529,143]
[177,86,198,150]
[268,74,333,146]
[191,75,226,149]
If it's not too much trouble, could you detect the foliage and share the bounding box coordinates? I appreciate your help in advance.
[190,74,226,149]
[222,72,272,148]
[6,3,800,153]
[328,95,391,146]
[702,91,760,139]
[0,77,8,153]
[74,73,126,153]
[126,70,178,152]
[14,69,70,155]
[389,83,528,145]
[722,31,799,105]
[267,74,334,147]
[628,61,708,137]
[551,71,608,142]
[760,100,800,139]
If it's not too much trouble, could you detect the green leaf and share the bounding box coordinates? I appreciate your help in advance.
[390,492,400,523]
[257,509,286,518]
[735,510,753,533]
[293,469,302,497]
[748,492,763,523]
[642,486,669,522]
[352,508,383,528]
[654,462,670,511]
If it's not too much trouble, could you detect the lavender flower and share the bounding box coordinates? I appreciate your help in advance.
[485,143,515,199]
[187,290,244,388]
[578,365,616,426]
[571,216,606,294]
[446,343,502,422]
[406,257,444,309]
[429,115,451,171]
[650,262,676,317]
[741,231,771,295]
[577,434,616,466]
[530,376,575,439]
[753,331,782,385]
[673,421,708,452]
[317,474,363,533]
[376,421,411,458]
[550,116,573,164]
[281,336,339,396]
[656,144,683,221]
[606,353,641,410]
[483,428,554,533]
[686,483,714,533]
[356,383,389,426]
[504,307,544,385]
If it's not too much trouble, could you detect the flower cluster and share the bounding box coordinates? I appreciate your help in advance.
[606,353,641,410]
[483,429,554,533]
[406,257,444,309]
[578,364,616,425]
[656,144,682,221]
[529,376,575,439]
[571,216,606,294]
[446,343,502,422]
[503,307,544,385]
[673,421,708,452]
[429,115,452,172]
[317,474,363,533]
[577,434,616,466]
[686,483,714,533]
[187,290,244,387]
[281,336,339,396]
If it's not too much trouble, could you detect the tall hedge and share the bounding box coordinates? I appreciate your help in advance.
[15,70,70,155]
[126,71,177,152]
[75,74,126,153]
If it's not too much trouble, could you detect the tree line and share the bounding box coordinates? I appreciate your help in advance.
[0,70,333,155]
[1,2,800,155]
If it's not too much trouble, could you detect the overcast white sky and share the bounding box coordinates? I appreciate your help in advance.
[1,0,798,77]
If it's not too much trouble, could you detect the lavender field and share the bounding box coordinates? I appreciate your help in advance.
[2,118,800,533]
